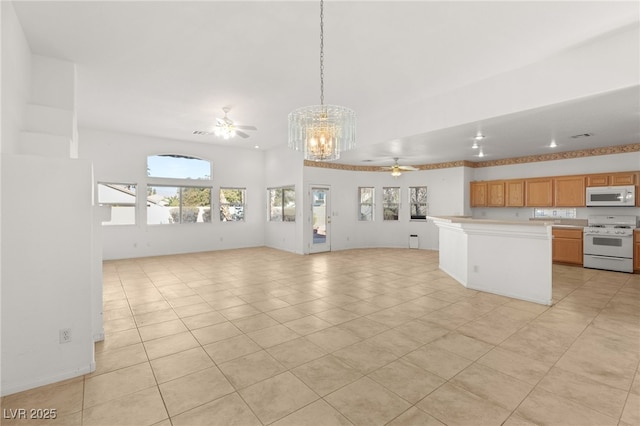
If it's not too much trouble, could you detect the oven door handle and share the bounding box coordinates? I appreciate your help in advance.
[586,255,629,261]
[584,234,633,238]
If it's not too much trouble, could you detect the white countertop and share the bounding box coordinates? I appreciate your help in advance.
[428,216,555,226]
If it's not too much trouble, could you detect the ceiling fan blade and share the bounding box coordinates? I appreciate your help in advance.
[399,165,419,171]
[236,130,250,138]
[235,125,257,131]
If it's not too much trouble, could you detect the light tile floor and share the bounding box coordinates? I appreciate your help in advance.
[2,247,639,425]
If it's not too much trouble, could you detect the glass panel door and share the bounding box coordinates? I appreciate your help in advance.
[310,187,330,253]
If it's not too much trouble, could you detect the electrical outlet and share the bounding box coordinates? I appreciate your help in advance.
[59,328,72,344]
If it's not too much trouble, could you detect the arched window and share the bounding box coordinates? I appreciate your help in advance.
[147,154,211,179]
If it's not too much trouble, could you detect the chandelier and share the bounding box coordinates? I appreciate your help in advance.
[288,0,356,161]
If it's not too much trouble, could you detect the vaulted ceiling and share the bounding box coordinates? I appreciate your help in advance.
[12,1,640,167]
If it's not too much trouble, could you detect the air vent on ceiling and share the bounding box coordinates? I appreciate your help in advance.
[570,133,594,139]
[192,130,208,135]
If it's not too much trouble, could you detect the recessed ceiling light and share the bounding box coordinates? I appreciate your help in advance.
[254,145,260,149]
[471,141,479,149]
[478,150,485,158]
[474,134,485,141]
[549,140,557,148]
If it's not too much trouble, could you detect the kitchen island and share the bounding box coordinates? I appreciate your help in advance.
[428,216,554,305]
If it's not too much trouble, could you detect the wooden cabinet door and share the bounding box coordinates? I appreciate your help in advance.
[552,238,583,264]
[526,178,554,207]
[586,174,609,187]
[635,231,640,271]
[487,181,505,207]
[554,176,585,207]
[610,173,636,186]
[470,182,487,207]
[505,180,525,207]
[552,228,583,265]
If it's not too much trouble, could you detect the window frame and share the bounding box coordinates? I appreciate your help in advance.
[219,187,246,222]
[97,182,137,226]
[358,187,375,221]
[382,187,400,221]
[409,186,428,221]
[147,185,212,225]
[146,154,212,180]
[268,186,296,222]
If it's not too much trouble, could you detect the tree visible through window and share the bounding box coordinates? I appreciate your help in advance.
[409,186,428,220]
[268,187,295,222]
[383,187,400,221]
[359,187,374,221]
[147,186,211,224]
[220,188,245,222]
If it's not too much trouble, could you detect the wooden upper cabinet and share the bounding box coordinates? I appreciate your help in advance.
[554,176,586,207]
[525,178,554,207]
[505,180,525,207]
[487,181,505,207]
[586,174,609,187]
[470,182,487,207]
[586,172,636,187]
[611,173,636,186]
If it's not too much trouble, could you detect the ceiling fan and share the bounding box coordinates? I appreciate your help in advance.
[381,158,418,177]
[193,107,257,139]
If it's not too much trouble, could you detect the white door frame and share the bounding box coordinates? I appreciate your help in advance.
[309,185,331,253]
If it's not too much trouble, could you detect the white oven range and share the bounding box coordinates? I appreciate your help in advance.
[583,215,638,273]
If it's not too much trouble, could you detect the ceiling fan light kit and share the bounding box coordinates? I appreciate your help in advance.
[382,157,418,178]
[288,0,356,162]
[193,106,257,140]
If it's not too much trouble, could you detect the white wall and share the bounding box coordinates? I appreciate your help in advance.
[80,128,266,260]
[1,155,94,395]
[302,165,468,252]
[1,1,32,154]
[470,152,640,220]
[264,146,304,254]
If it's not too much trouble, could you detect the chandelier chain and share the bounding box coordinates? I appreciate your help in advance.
[319,0,324,106]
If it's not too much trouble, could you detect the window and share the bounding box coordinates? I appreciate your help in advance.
[147,154,211,179]
[409,186,428,220]
[147,186,211,224]
[98,183,136,225]
[359,187,375,221]
[383,187,400,221]
[268,187,295,222]
[220,188,246,222]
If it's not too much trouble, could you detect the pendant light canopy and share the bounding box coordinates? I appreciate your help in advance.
[288,0,356,161]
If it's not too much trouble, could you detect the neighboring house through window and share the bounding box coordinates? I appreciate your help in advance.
[97,183,137,225]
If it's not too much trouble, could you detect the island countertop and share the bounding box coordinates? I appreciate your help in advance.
[429,215,552,305]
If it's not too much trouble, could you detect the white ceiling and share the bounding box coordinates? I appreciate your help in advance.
[11,0,640,167]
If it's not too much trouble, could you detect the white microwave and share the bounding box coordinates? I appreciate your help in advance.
[586,185,636,207]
